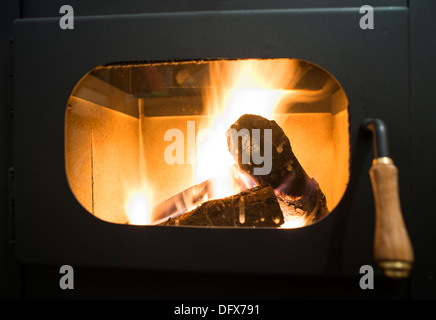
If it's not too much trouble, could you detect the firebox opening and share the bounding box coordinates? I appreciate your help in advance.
[65,59,349,228]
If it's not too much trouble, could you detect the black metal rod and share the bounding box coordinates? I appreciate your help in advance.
[362,118,390,159]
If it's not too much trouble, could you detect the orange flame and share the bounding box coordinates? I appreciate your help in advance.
[194,59,317,228]
[194,59,297,200]
[127,59,326,227]
[125,190,151,225]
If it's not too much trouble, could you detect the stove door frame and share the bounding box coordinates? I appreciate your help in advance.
[12,7,410,276]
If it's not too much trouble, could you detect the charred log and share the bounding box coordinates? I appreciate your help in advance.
[162,185,284,227]
[226,114,328,223]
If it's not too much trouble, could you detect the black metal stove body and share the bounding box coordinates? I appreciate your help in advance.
[1,0,435,299]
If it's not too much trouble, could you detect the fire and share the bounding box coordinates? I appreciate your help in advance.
[194,60,295,198]
[66,58,349,227]
[126,59,322,227]
[281,216,306,229]
[194,59,312,228]
[125,190,151,225]
[126,192,151,225]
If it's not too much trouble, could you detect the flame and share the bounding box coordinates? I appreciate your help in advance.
[126,59,325,227]
[125,189,151,225]
[280,215,306,229]
[194,60,296,199]
[194,59,316,228]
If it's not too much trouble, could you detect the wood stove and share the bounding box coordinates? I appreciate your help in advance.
[2,0,436,300]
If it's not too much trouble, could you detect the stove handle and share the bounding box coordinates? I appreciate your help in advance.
[362,119,414,279]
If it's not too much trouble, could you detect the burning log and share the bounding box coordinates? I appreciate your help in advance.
[226,114,328,224]
[162,185,284,227]
[151,179,212,224]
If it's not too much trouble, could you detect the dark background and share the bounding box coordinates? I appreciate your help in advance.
[1,0,435,300]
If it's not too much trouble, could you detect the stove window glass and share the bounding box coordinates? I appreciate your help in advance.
[65,59,349,228]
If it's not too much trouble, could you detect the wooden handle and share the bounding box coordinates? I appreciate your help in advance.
[369,158,414,278]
